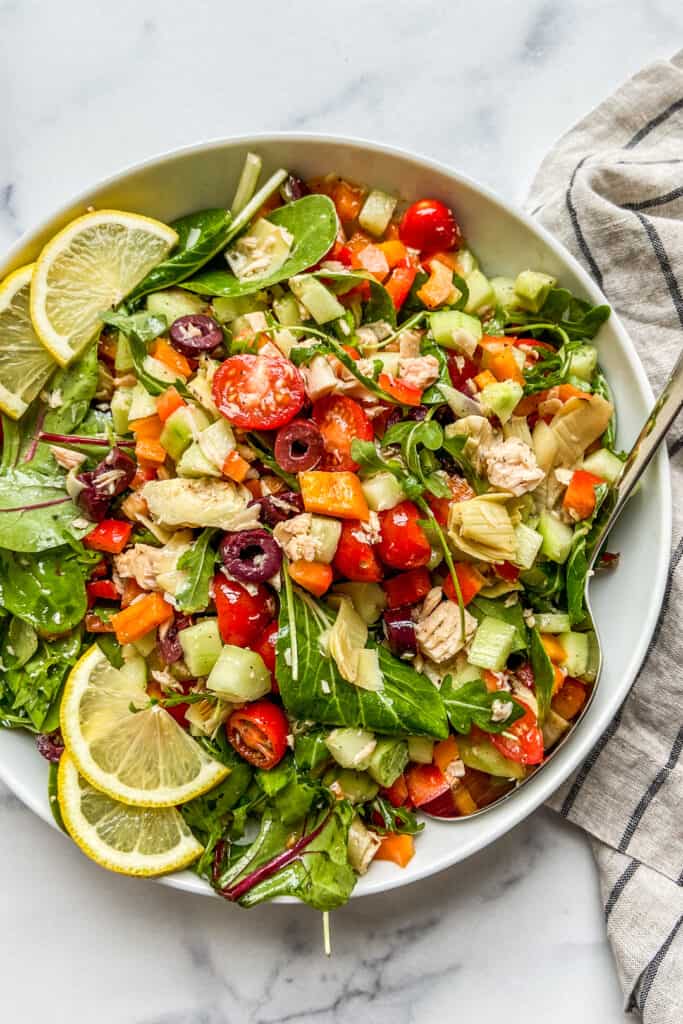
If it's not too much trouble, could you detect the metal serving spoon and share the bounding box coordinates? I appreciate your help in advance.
[423,346,683,822]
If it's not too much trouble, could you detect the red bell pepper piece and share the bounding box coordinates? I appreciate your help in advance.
[86,579,119,607]
[84,519,133,554]
[383,567,432,609]
[385,263,417,310]
[378,373,423,406]
[443,562,486,606]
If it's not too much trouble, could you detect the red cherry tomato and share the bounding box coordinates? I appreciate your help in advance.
[213,573,274,647]
[489,703,544,765]
[226,700,288,770]
[377,500,432,570]
[212,355,305,429]
[333,520,384,582]
[252,621,279,693]
[312,394,373,471]
[493,561,521,583]
[399,199,461,255]
[447,353,478,391]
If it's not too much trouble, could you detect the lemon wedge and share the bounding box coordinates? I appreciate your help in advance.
[0,263,58,419]
[58,752,203,876]
[60,645,228,807]
[30,209,177,365]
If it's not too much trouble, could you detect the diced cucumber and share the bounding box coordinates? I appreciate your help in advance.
[231,311,268,341]
[132,631,157,658]
[332,582,386,624]
[273,292,302,326]
[118,653,147,689]
[490,276,521,311]
[542,709,570,749]
[144,355,177,385]
[128,382,158,422]
[558,631,589,677]
[197,419,235,470]
[289,275,345,324]
[429,310,482,351]
[452,660,482,686]
[323,768,379,804]
[231,151,262,215]
[407,736,435,765]
[479,380,524,424]
[160,405,210,461]
[514,270,556,313]
[206,644,272,702]
[213,294,267,324]
[566,375,592,393]
[147,288,206,324]
[114,332,134,372]
[513,523,543,570]
[538,510,574,564]
[358,189,398,237]
[464,269,495,314]
[226,218,293,282]
[361,471,406,512]
[467,616,516,672]
[325,728,377,770]
[582,448,624,486]
[367,738,409,787]
[177,441,222,478]
[458,734,526,780]
[568,344,598,381]
[111,388,133,435]
[534,612,571,633]
[178,619,222,677]
[457,249,478,276]
[309,516,342,564]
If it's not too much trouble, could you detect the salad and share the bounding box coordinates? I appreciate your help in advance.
[0,152,621,912]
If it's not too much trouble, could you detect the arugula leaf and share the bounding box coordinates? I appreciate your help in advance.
[175,528,217,613]
[128,208,233,301]
[440,676,525,734]
[528,627,555,724]
[383,417,450,498]
[95,633,124,669]
[363,795,424,836]
[504,287,610,343]
[180,195,338,297]
[441,432,488,494]
[350,439,422,501]
[0,547,88,635]
[277,581,449,738]
[469,596,528,653]
[419,333,452,405]
[256,756,317,826]
[565,482,610,625]
[592,369,617,450]
[246,432,300,491]
[99,310,187,397]
[0,626,82,730]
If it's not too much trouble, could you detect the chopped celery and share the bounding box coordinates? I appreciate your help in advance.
[467,616,516,671]
[206,644,271,702]
[178,619,222,677]
[325,728,377,770]
[513,523,543,571]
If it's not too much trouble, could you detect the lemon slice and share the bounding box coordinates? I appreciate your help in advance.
[60,645,229,807]
[31,209,178,366]
[58,752,203,876]
[0,264,58,419]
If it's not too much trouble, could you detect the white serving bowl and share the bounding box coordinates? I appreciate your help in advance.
[0,135,671,901]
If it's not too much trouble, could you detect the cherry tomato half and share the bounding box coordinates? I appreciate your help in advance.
[226,700,288,770]
[213,573,274,648]
[212,354,305,430]
[333,520,384,582]
[252,621,279,692]
[312,394,372,471]
[489,702,544,765]
[399,199,462,255]
[377,500,432,570]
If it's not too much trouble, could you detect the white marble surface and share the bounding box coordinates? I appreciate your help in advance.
[1,2,682,1021]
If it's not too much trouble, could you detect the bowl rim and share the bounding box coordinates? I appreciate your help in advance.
[0,132,672,902]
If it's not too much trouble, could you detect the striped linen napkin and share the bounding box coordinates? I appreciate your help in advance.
[527,50,683,1022]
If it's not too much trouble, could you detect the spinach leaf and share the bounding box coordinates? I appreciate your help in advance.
[0,547,88,635]
[565,482,611,625]
[277,581,449,738]
[294,728,331,773]
[1,617,38,669]
[440,676,525,734]
[469,597,528,653]
[0,470,88,553]
[181,756,253,877]
[0,626,82,730]
[528,627,555,724]
[128,209,233,301]
[95,634,124,669]
[180,195,338,298]
[99,310,186,396]
[175,529,217,613]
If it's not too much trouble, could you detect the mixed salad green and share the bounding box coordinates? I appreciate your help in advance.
[0,153,621,911]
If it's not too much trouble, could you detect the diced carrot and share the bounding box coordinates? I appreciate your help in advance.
[562,469,604,520]
[433,735,459,774]
[453,784,478,816]
[130,414,163,442]
[416,259,454,309]
[150,339,192,379]
[482,669,500,693]
[473,369,497,390]
[135,439,167,464]
[222,449,250,483]
[485,348,524,385]
[300,471,370,521]
[374,833,415,868]
[515,390,548,417]
[243,478,262,499]
[551,678,588,720]
[377,240,408,267]
[332,179,365,225]
[287,559,333,597]
[156,386,186,422]
[443,562,486,606]
[552,664,567,694]
[111,592,173,645]
[556,383,589,403]
[540,633,566,664]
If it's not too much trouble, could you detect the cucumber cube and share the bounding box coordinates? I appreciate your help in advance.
[273,292,302,326]
[479,381,524,424]
[322,768,379,804]
[513,523,543,571]
[361,471,406,512]
[490,276,521,311]
[568,345,598,381]
[367,738,409,787]
[582,448,624,485]
[407,736,435,765]
[534,612,572,633]
[325,728,377,770]
[429,310,482,352]
[206,644,271,702]
[467,616,516,671]
[458,734,526,780]
[128,382,158,422]
[559,631,589,677]
[111,388,133,435]
[212,294,267,324]
[179,619,222,677]
[176,442,222,478]
[289,275,345,325]
[147,288,206,323]
[160,405,210,462]
[514,271,556,313]
[114,332,135,372]
[538,510,574,564]
[358,189,398,237]
[464,269,495,314]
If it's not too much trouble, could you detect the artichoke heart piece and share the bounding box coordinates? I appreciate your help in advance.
[328,597,383,691]
[550,394,613,467]
[448,493,517,563]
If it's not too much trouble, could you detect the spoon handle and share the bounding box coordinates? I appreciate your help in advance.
[590,346,683,561]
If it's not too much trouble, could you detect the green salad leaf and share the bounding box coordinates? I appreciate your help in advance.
[99,310,189,397]
[0,625,82,731]
[528,626,555,724]
[469,596,528,653]
[175,528,217,613]
[0,547,89,635]
[440,676,526,734]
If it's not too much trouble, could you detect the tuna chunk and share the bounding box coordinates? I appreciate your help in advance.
[483,437,545,496]
[398,355,440,391]
[415,599,477,663]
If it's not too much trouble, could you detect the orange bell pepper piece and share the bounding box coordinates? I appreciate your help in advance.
[374,833,415,868]
[473,369,497,391]
[299,471,369,521]
[222,449,250,483]
[150,338,192,379]
[385,263,418,310]
[130,414,163,442]
[484,348,524,385]
[556,383,589,403]
[287,560,334,597]
[482,669,500,693]
[377,239,408,267]
[156,386,186,422]
[353,243,390,282]
[332,179,365,225]
[562,469,604,520]
[453,784,478,816]
[416,259,454,309]
[433,735,460,774]
[135,438,167,465]
[111,592,173,645]
[540,633,566,664]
